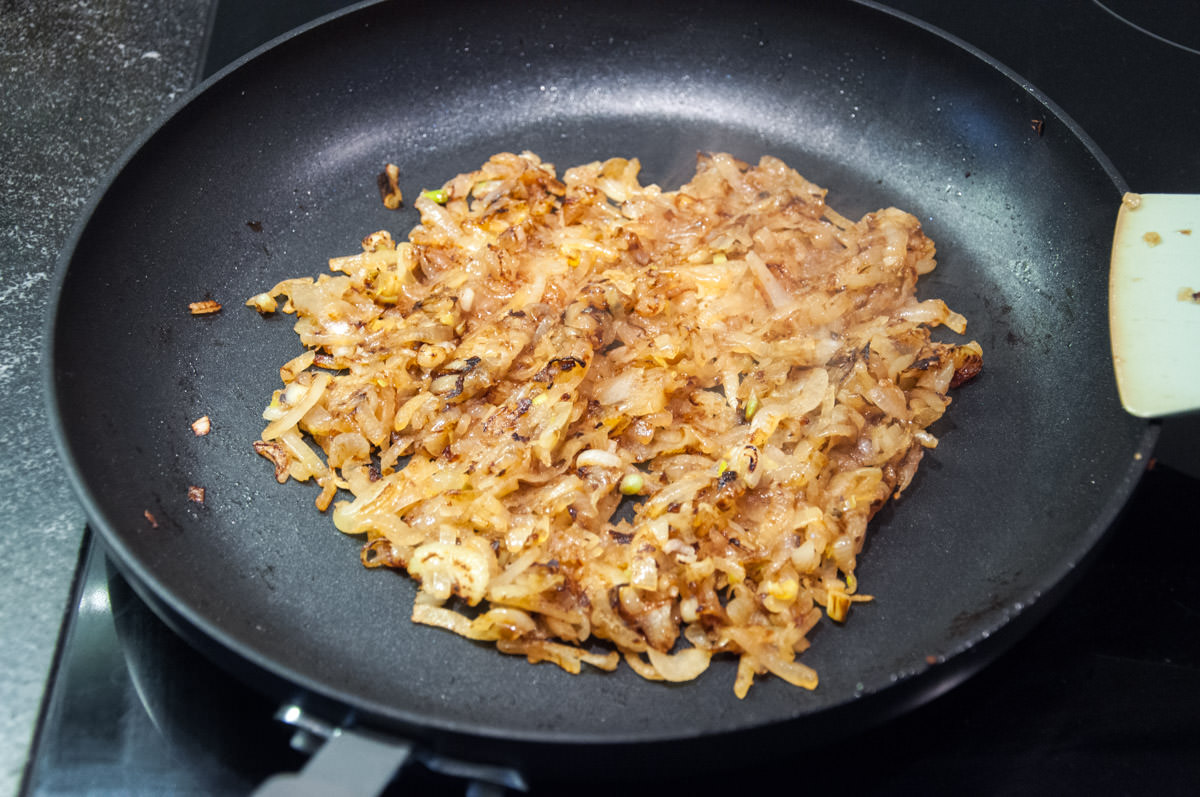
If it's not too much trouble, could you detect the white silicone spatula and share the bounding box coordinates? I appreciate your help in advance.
[1109,193,1200,417]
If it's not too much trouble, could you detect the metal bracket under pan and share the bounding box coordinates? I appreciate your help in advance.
[258,703,528,796]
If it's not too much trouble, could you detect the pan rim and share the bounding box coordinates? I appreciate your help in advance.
[43,0,1159,752]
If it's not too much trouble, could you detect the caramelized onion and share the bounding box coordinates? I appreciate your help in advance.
[251,151,980,695]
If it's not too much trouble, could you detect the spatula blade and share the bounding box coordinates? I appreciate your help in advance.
[1109,192,1200,417]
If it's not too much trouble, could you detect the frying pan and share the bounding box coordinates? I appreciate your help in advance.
[46,0,1155,788]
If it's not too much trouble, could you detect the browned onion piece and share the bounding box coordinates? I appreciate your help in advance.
[360,538,401,569]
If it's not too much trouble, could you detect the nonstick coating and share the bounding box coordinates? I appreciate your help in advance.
[48,0,1153,772]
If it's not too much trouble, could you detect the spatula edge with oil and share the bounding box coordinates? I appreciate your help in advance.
[1110,192,1200,417]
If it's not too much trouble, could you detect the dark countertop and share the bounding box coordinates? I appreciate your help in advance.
[5,1,1199,794]
[0,2,211,792]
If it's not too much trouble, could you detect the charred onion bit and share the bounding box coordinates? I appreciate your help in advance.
[430,355,483,401]
[250,150,981,696]
[252,440,290,482]
[378,162,403,209]
[362,538,403,568]
[533,356,587,383]
[950,342,984,388]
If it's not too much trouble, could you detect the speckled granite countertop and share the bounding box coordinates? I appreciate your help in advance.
[0,2,212,792]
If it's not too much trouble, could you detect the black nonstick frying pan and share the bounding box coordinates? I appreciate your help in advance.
[47,0,1155,788]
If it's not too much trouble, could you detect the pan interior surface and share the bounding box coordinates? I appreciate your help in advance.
[49,0,1150,748]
